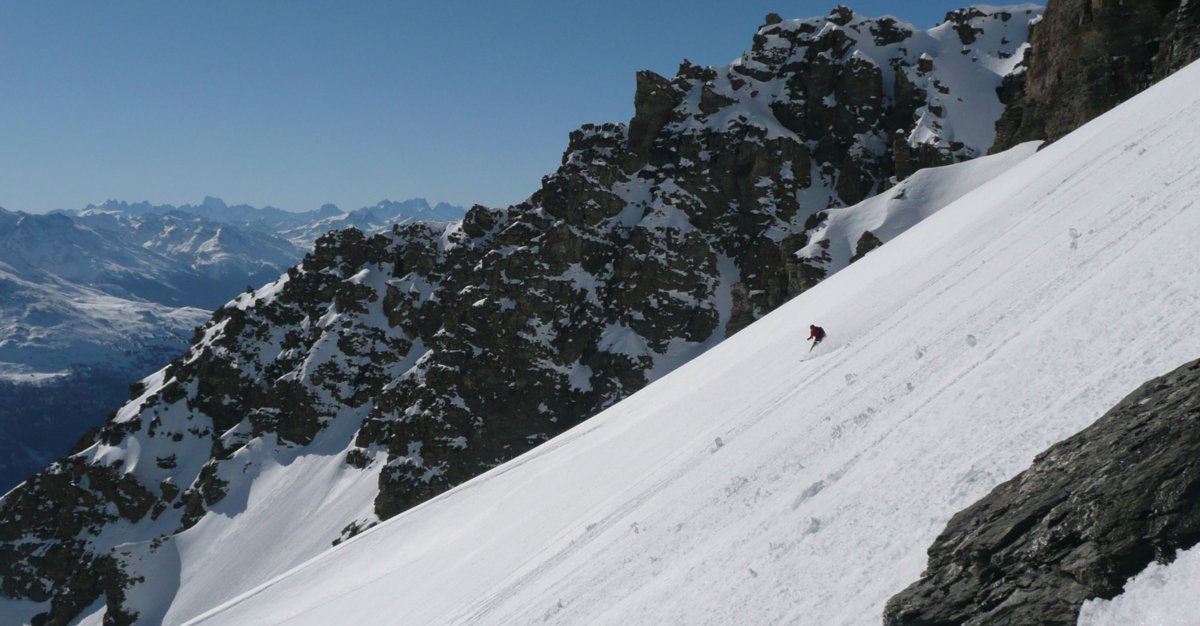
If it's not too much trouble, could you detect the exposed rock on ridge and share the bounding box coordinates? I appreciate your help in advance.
[994,0,1200,151]
[885,358,1200,625]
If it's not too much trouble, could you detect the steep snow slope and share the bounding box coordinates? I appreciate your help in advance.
[186,61,1200,625]
[42,142,1039,626]
[797,142,1038,274]
[0,8,1052,622]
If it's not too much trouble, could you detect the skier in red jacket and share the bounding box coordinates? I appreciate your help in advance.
[808,324,826,347]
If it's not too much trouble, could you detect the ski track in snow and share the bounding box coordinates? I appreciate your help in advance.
[172,59,1200,626]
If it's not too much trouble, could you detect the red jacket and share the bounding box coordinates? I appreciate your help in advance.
[809,326,825,340]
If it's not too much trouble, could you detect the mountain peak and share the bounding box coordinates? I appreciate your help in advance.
[200,196,228,210]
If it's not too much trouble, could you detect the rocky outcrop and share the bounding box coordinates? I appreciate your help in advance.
[885,358,1200,625]
[1157,0,1200,78]
[849,230,883,262]
[0,7,1042,623]
[994,0,1200,151]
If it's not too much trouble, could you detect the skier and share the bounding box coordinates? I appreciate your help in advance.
[807,324,826,350]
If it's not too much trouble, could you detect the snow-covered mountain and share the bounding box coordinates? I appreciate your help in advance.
[0,199,464,493]
[81,197,338,235]
[5,3,1199,624]
[0,208,235,309]
[0,264,210,492]
[79,196,467,249]
[0,5,1059,624]
[0,267,208,382]
[0,207,300,493]
[273,199,466,249]
[180,54,1200,626]
[72,210,304,301]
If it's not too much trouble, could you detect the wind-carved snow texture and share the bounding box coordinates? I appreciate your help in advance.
[0,6,1045,625]
[183,57,1200,625]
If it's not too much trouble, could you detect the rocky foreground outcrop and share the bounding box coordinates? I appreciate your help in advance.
[994,0,1200,151]
[0,6,1043,624]
[885,358,1200,625]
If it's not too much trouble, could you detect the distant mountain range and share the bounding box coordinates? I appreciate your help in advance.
[0,198,464,492]
[73,196,467,249]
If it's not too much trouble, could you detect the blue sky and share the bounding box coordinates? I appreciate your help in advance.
[1,1,998,213]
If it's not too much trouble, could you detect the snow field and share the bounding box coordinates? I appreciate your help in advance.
[181,60,1200,625]
[799,141,1040,275]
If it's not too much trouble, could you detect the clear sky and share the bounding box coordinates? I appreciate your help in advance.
[0,1,1002,213]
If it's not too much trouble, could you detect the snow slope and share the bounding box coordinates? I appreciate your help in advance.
[184,61,1200,624]
[798,141,1040,274]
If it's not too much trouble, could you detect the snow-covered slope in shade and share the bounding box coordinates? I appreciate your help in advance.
[1077,544,1200,625]
[184,61,1200,625]
[799,141,1040,274]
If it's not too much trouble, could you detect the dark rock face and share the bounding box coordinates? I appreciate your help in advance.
[1157,0,1200,78]
[850,230,882,262]
[993,0,1200,151]
[629,70,682,156]
[885,358,1200,625]
[0,7,1040,623]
